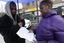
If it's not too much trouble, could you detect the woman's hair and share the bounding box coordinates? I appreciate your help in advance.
[40,0,53,7]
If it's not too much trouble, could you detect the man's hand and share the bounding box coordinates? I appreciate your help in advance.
[18,22,22,27]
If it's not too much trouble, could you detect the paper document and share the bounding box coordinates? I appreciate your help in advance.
[16,27,36,42]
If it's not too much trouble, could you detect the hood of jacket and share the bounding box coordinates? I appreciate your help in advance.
[5,1,15,20]
[5,1,17,25]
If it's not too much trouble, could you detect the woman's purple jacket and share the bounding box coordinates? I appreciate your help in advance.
[36,10,64,43]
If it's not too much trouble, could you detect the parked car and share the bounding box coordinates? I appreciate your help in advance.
[24,18,31,29]
[52,6,63,15]
[24,14,35,20]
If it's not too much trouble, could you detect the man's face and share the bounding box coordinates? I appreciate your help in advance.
[40,4,50,14]
[10,3,16,15]
[20,15,24,19]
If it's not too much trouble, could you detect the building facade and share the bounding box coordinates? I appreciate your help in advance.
[22,0,62,10]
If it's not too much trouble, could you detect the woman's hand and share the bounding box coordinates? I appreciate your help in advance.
[32,40,37,43]
[28,29,33,33]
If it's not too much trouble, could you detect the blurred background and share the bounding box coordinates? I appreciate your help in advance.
[0,0,64,43]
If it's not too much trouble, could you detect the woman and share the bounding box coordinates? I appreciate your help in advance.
[36,0,64,43]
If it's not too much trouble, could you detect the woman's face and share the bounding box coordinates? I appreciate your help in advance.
[40,4,51,14]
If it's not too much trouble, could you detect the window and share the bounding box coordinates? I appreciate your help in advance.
[32,1,34,6]
[62,0,64,1]
[26,3,30,8]
[53,0,55,1]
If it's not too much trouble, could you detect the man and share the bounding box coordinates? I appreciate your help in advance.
[36,0,64,43]
[0,1,25,43]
